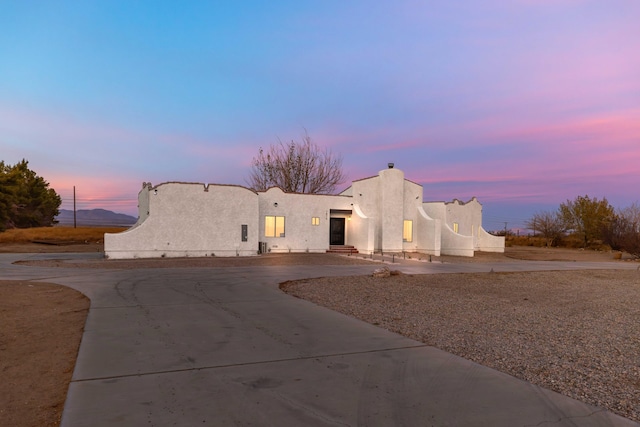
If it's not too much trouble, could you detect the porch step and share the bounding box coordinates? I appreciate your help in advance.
[326,245,359,254]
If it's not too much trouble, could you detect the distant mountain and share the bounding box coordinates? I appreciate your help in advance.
[56,209,137,227]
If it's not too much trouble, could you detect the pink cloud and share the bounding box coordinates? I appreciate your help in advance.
[492,109,640,151]
[47,174,142,216]
[406,106,640,207]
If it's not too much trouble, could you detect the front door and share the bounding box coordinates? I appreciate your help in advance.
[330,218,345,245]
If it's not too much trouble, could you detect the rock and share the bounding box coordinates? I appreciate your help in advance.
[373,266,391,278]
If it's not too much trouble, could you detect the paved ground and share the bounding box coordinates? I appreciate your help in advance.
[2,252,639,426]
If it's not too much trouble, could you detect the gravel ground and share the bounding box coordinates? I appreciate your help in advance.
[282,269,640,422]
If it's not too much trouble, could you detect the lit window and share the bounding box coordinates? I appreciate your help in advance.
[312,217,320,226]
[403,220,413,242]
[453,222,459,233]
[265,216,285,237]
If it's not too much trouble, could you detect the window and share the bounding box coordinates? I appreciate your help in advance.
[311,217,320,226]
[265,216,285,237]
[453,222,459,233]
[403,220,413,242]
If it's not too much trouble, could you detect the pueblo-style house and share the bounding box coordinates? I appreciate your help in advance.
[104,165,504,259]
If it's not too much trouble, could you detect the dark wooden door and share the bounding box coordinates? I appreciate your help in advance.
[330,218,345,245]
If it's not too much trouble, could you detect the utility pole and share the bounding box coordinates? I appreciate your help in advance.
[504,221,508,236]
[73,186,77,229]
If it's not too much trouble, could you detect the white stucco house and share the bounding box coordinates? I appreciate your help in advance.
[104,165,504,259]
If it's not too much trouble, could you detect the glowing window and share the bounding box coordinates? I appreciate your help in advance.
[265,216,285,237]
[403,220,413,242]
[312,217,320,226]
[453,222,459,233]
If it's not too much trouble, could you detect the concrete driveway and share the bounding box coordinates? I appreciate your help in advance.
[2,253,638,426]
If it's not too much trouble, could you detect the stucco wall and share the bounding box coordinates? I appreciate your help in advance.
[379,168,404,252]
[105,183,258,258]
[257,187,353,253]
[104,166,504,259]
[346,204,374,254]
[415,206,441,255]
[422,202,446,223]
[350,167,424,253]
[477,227,506,253]
[445,198,482,237]
[423,198,491,255]
[401,179,423,252]
[440,224,475,257]
[134,182,151,227]
[349,175,381,250]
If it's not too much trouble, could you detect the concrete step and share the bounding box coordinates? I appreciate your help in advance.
[326,245,359,254]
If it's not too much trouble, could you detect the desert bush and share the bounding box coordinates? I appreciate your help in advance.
[506,236,548,247]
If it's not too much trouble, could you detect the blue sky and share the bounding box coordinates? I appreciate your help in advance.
[1,0,638,231]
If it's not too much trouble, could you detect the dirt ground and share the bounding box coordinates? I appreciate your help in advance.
[0,243,636,426]
[0,281,89,427]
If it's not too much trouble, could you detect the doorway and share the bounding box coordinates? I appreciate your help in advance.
[330,218,345,245]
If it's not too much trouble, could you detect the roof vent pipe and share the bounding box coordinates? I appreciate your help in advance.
[388,163,394,169]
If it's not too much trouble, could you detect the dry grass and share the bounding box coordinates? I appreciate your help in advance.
[0,227,128,244]
[506,234,612,251]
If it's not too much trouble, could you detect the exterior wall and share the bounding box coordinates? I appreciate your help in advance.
[104,166,504,259]
[349,175,382,250]
[257,187,352,253]
[349,168,424,254]
[379,168,405,252]
[104,183,258,258]
[445,198,482,237]
[422,202,445,222]
[401,178,423,252]
[415,206,441,256]
[134,182,151,226]
[442,198,504,253]
[440,224,475,257]
[348,205,374,254]
[477,227,506,253]
[422,200,475,256]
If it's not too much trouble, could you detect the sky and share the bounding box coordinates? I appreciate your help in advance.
[1,0,639,232]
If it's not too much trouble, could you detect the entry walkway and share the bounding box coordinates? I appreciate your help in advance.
[1,253,638,426]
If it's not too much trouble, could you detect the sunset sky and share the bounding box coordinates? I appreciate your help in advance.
[1,1,638,231]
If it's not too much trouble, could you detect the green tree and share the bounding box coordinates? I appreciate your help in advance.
[247,131,346,194]
[559,195,614,247]
[0,164,18,231]
[0,160,61,230]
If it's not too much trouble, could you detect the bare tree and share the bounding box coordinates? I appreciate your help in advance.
[525,210,565,246]
[247,131,346,194]
[603,202,640,257]
[619,202,640,230]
